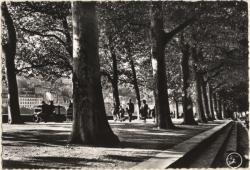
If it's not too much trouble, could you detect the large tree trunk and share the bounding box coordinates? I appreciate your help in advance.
[2,2,23,124]
[126,47,141,119]
[110,48,120,117]
[111,79,120,117]
[181,43,197,125]
[130,58,141,119]
[192,48,207,123]
[61,16,73,68]
[150,2,174,129]
[212,93,218,119]
[207,83,216,120]
[201,78,212,120]
[221,102,225,119]
[69,2,119,145]
[175,99,179,119]
[216,94,223,119]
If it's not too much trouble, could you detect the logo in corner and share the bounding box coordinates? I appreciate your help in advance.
[226,152,243,168]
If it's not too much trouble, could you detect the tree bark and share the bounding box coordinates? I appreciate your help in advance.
[212,92,218,119]
[192,48,207,123]
[201,78,212,120]
[69,2,119,145]
[2,2,23,124]
[175,99,179,119]
[61,16,73,64]
[110,47,120,117]
[207,83,216,120]
[129,57,141,119]
[216,94,223,119]
[180,43,197,125]
[126,45,141,119]
[150,2,174,129]
[111,79,120,117]
[221,102,225,119]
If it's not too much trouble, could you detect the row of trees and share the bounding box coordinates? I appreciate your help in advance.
[2,1,248,145]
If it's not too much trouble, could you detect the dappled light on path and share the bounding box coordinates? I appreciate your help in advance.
[2,120,219,169]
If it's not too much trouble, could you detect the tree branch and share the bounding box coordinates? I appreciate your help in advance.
[164,17,196,44]
[16,60,63,73]
[206,67,224,83]
[100,70,113,82]
[20,27,68,49]
[201,62,224,75]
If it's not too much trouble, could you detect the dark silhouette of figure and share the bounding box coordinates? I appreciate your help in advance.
[49,101,55,115]
[39,101,49,122]
[67,101,73,120]
[119,105,125,122]
[140,100,148,122]
[127,99,134,122]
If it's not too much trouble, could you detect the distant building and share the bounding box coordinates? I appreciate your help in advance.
[19,94,43,109]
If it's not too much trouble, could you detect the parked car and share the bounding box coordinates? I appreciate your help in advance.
[33,105,66,123]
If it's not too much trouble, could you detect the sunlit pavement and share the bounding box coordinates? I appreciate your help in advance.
[2,118,228,169]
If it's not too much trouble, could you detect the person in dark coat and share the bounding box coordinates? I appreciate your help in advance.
[39,101,49,122]
[140,100,148,123]
[127,99,134,122]
[119,105,125,122]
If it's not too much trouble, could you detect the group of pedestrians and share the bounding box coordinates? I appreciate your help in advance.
[113,99,134,122]
[112,99,155,123]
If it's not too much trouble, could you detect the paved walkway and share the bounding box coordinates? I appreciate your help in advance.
[2,119,225,169]
[133,120,231,169]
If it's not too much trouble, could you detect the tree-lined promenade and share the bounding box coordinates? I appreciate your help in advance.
[2,0,248,147]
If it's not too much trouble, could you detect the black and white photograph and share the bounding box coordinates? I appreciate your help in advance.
[1,0,249,169]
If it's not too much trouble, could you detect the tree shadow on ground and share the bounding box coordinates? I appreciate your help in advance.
[2,129,70,147]
[2,122,218,169]
[3,157,112,169]
[105,154,151,162]
[2,122,214,149]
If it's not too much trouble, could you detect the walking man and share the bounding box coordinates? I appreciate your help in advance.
[127,99,134,122]
[140,100,148,123]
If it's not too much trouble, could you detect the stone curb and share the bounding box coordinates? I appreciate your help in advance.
[131,120,232,169]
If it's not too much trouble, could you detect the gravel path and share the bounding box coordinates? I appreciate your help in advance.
[2,119,223,169]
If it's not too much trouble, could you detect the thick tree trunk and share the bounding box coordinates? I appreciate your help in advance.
[110,49,120,117]
[175,100,179,119]
[217,94,223,119]
[69,2,119,145]
[129,56,141,119]
[61,16,73,68]
[194,75,207,123]
[192,48,207,123]
[201,79,212,120]
[212,93,218,119]
[2,2,23,124]
[111,79,120,116]
[181,43,197,125]
[207,83,216,120]
[221,102,225,119]
[150,2,174,129]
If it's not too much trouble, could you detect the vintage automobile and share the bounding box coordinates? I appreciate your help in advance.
[33,105,66,123]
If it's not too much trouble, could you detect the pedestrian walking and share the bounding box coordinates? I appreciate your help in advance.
[127,99,134,122]
[140,100,148,123]
[119,105,125,122]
